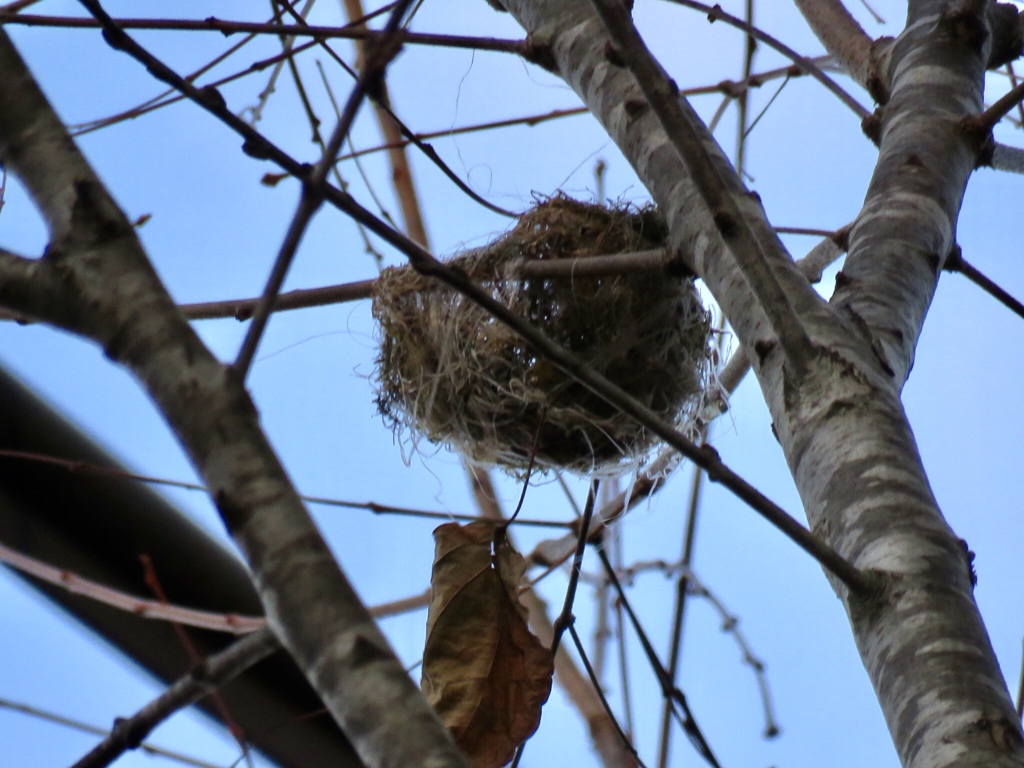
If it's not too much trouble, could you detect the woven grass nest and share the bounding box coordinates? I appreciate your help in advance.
[372,195,713,474]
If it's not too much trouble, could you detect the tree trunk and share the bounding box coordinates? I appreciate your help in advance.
[493,0,1024,765]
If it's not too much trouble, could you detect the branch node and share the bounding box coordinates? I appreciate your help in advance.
[861,109,883,145]
[623,97,647,116]
[603,41,625,67]
[940,5,989,54]
[522,30,559,73]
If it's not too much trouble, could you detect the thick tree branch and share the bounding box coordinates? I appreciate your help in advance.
[589,0,814,376]
[0,29,468,768]
[489,1,1024,765]
[833,2,988,386]
[793,0,875,88]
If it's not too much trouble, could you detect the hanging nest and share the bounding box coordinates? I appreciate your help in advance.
[372,195,713,474]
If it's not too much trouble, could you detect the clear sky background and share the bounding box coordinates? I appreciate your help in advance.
[1,1,1023,767]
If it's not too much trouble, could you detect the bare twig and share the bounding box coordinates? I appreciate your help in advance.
[0,447,568,528]
[72,628,280,768]
[342,0,429,246]
[656,459,707,768]
[595,546,721,768]
[734,0,756,177]
[0,539,434,632]
[329,57,825,166]
[945,247,1024,321]
[139,555,255,766]
[512,480,600,768]
[973,80,1024,132]
[566,624,646,767]
[664,0,869,117]
[228,0,415,378]
[0,13,526,53]
[172,249,673,321]
[0,697,220,768]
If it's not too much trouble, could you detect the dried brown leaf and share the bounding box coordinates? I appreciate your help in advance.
[422,521,554,768]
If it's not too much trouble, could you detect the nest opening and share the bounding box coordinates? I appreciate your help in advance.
[372,195,713,474]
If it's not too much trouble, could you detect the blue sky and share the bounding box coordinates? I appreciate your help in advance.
[1,1,1023,766]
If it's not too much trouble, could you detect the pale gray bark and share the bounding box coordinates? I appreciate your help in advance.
[0,31,467,768]
[495,0,1024,766]
[792,0,875,88]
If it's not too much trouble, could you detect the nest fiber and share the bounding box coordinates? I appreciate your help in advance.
[372,196,712,473]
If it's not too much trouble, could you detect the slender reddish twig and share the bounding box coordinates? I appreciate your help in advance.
[0,538,434,631]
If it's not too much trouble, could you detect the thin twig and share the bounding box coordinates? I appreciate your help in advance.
[0,697,221,768]
[664,0,869,118]
[551,480,600,658]
[0,447,568,528]
[172,249,673,321]
[656,460,707,768]
[138,555,254,766]
[512,480,600,768]
[972,80,1024,132]
[0,539,432,633]
[685,570,780,737]
[595,546,721,768]
[228,0,416,378]
[567,624,648,768]
[328,56,824,166]
[734,0,756,177]
[945,247,1024,320]
[271,0,516,218]
[612,530,635,741]
[0,13,526,53]
[72,628,280,768]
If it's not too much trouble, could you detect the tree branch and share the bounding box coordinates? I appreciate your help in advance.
[589,0,814,377]
[0,28,468,768]
[490,1,1024,765]
[0,12,526,54]
[72,628,280,768]
[793,0,875,88]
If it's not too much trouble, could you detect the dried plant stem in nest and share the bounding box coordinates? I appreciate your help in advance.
[373,196,713,474]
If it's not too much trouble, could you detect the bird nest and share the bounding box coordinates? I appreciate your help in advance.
[372,196,713,474]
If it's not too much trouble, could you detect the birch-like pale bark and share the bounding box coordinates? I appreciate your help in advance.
[792,0,875,89]
[493,1,1024,765]
[0,31,467,768]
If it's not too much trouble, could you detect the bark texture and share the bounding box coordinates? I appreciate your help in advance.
[495,0,1024,765]
[0,31,467,768]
